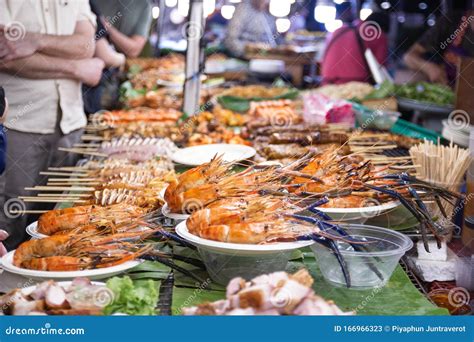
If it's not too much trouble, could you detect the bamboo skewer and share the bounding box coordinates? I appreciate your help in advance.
[47,182,100,186]
[25,186,96,192]
[9,210,48,214]
[81,135,106,141]
[40,171,88,177]
[37,193,91,197]
[48,178,99,182]
[20,198,88,204]
[58,147,107,157]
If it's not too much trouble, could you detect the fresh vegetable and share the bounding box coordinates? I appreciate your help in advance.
[104,276,158,315]
[218,89,299,113]
[395,81,454,106]
[364,81,454,106]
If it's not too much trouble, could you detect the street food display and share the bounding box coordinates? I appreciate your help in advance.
[2,53,470,318]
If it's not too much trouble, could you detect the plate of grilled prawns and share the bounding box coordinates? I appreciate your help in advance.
[1,204,164,280]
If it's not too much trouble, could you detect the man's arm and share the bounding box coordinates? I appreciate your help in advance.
[0,53,104,86]
[403,43,447,85]
[0,20,95,61]
[105,23,146,58]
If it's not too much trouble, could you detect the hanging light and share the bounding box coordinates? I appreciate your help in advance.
[276,18,291,33]
[360,0,378,20]
[325,19,343,32]
[221,5,236,20]
[177,0,189,17]
[165,0,178,7]
[152,6,160,19]
[269,0,291,18]
[170,8,186,24]
[203,0,216,17]
[314,0,336,24]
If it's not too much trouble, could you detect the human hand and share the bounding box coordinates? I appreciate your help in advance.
[0,230,9,256]
[425,63,448,85]
[0,26,40,61]
[73,58,105,87]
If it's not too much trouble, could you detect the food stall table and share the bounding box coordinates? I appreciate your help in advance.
[245,46,319,87]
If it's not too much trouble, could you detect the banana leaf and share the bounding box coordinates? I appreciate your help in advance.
[170,255,447,315]
[217,89,299,113]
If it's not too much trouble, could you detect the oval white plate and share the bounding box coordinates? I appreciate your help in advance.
[26,221,47,239]
[172,144,256,166]
[317,201,400,224]
[162,203,190,221]
[0,251,142,281]
[175,220,313,256]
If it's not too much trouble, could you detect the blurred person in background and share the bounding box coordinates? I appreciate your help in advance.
[404,8,474,86]
[224,0,276,58]
[0,0,103,250]
[0,86,7,256]
[0,86,6,175]
[321,11,390,85]
[83,1,126,114]
[92,0,153,58]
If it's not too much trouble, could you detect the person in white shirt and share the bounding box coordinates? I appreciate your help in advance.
[0,0,104,250]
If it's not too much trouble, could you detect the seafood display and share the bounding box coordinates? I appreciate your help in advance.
[164,156,281,214]
[13,230,154,271]
[36,203,151,236]
[183,269,352,315]
[98,137,178,161]
[4,52,466,318]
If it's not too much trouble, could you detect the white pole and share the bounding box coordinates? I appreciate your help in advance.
[183,0,204,116]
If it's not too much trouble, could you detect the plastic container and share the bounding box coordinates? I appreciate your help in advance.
[197,248,293,285]
[175,221,313,285]
[354,106,401,130]
[310,224,413,290]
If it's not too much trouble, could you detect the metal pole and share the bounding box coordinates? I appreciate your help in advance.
[182,0,204,116]
[155,0,166,57]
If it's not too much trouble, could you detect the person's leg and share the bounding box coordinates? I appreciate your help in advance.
[51,128,84,167]
[0,129,56,250]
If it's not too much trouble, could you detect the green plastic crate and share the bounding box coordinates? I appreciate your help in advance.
[390,119,442,142]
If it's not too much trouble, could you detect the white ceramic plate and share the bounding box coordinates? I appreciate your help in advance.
[317,201,400,224]
[0,251,142,281]
[175,220,314,256]
[172,144,256,166]
[26,221,47,239]
[161,203,190,221]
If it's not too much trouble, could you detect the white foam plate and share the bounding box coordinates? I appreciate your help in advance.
[172,144,256,166]
[26,221,47,239]
[161,203,190,221]
[317,201,400,224]
[0,251,142,281]
[175,220,314,255]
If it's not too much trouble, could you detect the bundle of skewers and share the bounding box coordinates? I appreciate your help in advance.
[21,157,177,210]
